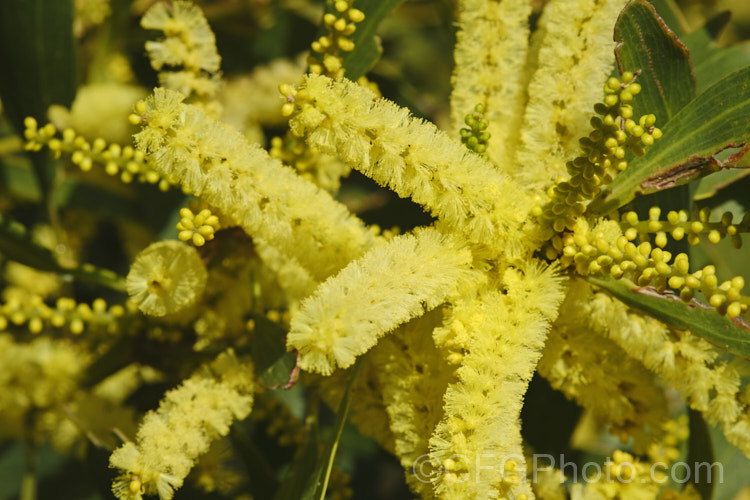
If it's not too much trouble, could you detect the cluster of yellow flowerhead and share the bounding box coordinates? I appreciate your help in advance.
[141,0,221,98]
[308,1,365,78]
[176,208,220,247]
[110,350,254,500]
[647,414,690,464]
[0,294,126,335]
[535,72,663,233]
[268,132,350,193]
[621,206,749,249]
[459,103,491,156]
[23,117,170,190]
[560,226,748,317]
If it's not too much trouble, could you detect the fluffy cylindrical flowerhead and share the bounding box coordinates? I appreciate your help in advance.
[287,226,484,375]
[110,350,254,500]
[286,74,533,253]
[131,88,376,283]
[126,240,207,316]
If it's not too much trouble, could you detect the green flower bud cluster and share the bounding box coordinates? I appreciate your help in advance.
[559,230,749,318]
[308,1,365,78]
[0,296,127,335]
[534,72,662,234]
[620,207,748,249]
[459,104,491,156]
[24,117,171,191]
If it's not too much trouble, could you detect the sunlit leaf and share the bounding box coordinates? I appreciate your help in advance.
[590,65,750,213]
[588,275,750,359]
[336,0,405,80]
[614,0,696,122]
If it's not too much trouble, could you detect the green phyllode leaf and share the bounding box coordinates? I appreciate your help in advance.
[0,213,126,292]
[0,0,78,133]
[301,358,363,500]
[614,0,696,122]
[340,0,405,80]
[249,313,299,389]
[588,275,750,359]
[591,65,750,213]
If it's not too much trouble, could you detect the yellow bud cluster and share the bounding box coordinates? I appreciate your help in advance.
[533,72,662,234]
[270,132,320,176]
[23,117,171,190]
[603,450,655,484]
[307,1,365,78]
[621,207,748,249]
[560,230,749,318]
[268,130,352,193]
[177,208,220,247]
[647,414,689,464]
[0,295,125,336]
[459,103,491,156]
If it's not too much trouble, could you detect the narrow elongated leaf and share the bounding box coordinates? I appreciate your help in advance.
[686,409,714,500]
[682,11,731,68]
[709,422,750,500]
[693,42,750,94]
[678,10,750,94]
[614,0,696,122]
[587,275,750,359]
[0,213,126,291]
[301,358,362,500]
[0,0,77,133]
[250,313,298,389]
[341,0,405,80]
[590,65,750,214]
[0,0,77,208]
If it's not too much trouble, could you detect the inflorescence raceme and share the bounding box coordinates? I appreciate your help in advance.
[24,117,171,190]
[308,0,365,78]
[620,207,749,249]
[517,72,750,320]
[533,71,663,234]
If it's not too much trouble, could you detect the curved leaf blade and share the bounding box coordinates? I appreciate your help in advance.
[341,0,405,80]
[588,275,750,359]
[301,358,362,500]
[590,65,750,213]
[0,0,77,133]
[0,213,126,292]
[614,0,696,122]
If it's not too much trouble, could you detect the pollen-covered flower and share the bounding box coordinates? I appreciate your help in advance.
[126,240,207,316]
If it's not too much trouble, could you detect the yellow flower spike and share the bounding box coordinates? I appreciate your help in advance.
[126,240,208,317]
[289,227,483,375]
[110,350,254,500]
